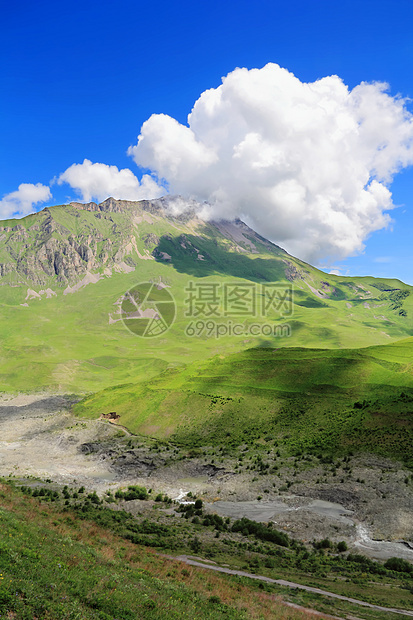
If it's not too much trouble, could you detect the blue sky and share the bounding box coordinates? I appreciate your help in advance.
[2,0,413,282]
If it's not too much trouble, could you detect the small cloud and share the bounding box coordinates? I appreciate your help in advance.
[374,256,393,263]
[57,159,164,203]
[0,183,52,219]
[329,268,341,276]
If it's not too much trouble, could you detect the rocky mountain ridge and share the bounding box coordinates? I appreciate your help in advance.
[0,196,285,288]
[1,196,411,333]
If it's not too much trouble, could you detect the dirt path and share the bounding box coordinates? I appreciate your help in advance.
[281,601,343,619]
[163,554,413,618]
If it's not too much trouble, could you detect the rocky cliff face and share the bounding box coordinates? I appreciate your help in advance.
[1,202,123,286]
[1,216,99,286]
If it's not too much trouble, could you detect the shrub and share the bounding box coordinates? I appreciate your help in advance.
[384,557,413,574]
[88,492,101,504]
[319,538,332,549]
[209,595,221,604]
[231,517,289,547]
[190,536,201,553]
[115,485,148,501]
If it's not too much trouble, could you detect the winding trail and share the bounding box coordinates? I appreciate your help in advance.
[162,554,413,618]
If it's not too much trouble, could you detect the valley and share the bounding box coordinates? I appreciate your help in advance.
[1,392,412,562]
[1,198,413,617]
[2,393,413,618]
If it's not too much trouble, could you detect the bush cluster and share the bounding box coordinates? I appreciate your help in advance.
[114,485,148,500]
[231,518,289,547]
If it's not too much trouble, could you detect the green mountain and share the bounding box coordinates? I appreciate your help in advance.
[2,197,413,617]
[0,196,412,394]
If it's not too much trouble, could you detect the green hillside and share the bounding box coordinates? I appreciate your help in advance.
[4,479,413,619]
[74,337,413,466]
[1,481,316,620]
[0,198,412,393]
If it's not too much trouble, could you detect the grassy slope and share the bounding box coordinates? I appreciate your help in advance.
[0,202,412,393]
[0,481,316,620]
[74,338,413,465]
[2,480,413,620]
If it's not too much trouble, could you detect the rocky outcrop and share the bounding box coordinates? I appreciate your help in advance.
[142,233,160,247]
[0,200,145,287]
[15,235,100,284]
[283,260,305,282]
[0,263,15,276]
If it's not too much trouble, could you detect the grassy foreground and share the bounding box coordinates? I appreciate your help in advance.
[0,481,320,620]
[1,480,413,620]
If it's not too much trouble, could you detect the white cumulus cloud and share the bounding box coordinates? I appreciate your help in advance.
[58,159,164,203]
[129,63,413,262]
[0,183,52,219]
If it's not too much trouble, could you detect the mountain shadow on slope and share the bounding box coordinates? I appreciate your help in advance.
[152,229,288,282]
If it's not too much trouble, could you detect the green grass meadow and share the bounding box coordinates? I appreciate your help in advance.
[1,202,413,394]
[74,338,413,465]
